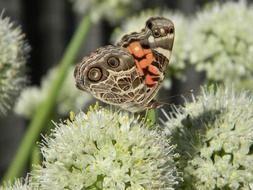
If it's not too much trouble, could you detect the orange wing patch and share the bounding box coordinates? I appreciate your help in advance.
[148,64,159,75]
[127,41,146,58]
[145,74,155,86]
[127,41,160,87]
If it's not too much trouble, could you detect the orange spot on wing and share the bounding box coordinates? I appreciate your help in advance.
[145,53,153,63]
[143,48,152,54]
[127,41,158,84]
[128,41,145,58]
[127,46,133,54]
[145,74,156,86]
[148,65,160,75]
[138,52,153,69]
[139,59,151,68]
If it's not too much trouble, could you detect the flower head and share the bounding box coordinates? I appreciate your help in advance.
[163,86,253,189]
[69,0,145,24]
[31,105,179,189]
[111,9,189,88]
[14,66,92,118]
[0,179,33,190]
[0,13,30,115]
[189,2,253,90]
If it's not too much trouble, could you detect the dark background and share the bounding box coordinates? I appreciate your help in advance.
[0,0,241,180]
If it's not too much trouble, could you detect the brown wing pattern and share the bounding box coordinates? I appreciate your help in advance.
[74,17,175,112]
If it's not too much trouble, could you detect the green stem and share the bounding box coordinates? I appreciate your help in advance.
[30,145,41,170]
[147,109,156,126]
[2,15,92,183]
[30,117,56,170]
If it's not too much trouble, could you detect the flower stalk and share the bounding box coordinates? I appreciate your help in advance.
[2,15,91,183]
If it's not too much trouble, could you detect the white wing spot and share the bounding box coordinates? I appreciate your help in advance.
[155,47,171,60]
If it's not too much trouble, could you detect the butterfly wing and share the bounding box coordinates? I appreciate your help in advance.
[75,17,175,112]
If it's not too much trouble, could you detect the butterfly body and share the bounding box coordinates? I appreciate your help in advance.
[74,17,175,112]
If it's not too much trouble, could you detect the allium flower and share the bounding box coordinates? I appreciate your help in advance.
[14,66,92,118]
[111,9,189,88]
[189,2,253,90]
[0,14,30,115]
[31,105,179,189]
[163,86,253,190]
[0,179,33,190]
[69,0,145,24]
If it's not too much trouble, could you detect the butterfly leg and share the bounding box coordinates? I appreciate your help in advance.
[146,99,163,109]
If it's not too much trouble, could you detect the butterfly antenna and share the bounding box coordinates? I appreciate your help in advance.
[158,89,195,102]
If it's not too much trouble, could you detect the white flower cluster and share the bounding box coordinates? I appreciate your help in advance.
[69,0,145,24]
[3,85,253,190]
[30,105,179,189]
[14,66,92,118]
[189,1,253,89]
[0,14,30,115]
[0,179,33,190]
[163,86,253,189]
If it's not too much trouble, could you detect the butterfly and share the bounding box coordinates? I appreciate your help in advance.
[74,17,175,112]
